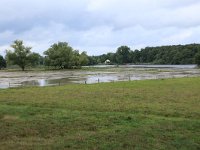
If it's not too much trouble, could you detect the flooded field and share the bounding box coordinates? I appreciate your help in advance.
[0,65,199,88]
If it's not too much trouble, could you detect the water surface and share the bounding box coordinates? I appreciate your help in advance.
[0,65,199,88]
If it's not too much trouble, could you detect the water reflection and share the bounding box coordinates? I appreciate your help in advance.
[20,72,197,87]
[0,65,199,88]
[21,78,78,87]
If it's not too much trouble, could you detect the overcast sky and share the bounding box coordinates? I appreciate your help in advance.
[1,0,200,56]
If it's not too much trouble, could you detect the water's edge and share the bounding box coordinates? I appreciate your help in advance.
[0,65,199,89]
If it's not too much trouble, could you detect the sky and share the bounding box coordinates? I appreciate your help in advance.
[1,0,200,56]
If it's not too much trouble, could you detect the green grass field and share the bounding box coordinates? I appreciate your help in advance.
[0,77,200,149]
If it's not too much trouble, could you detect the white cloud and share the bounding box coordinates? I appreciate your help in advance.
[0,0,200,56]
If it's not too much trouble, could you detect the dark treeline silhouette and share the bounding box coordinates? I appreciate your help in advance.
[88,44,200,66]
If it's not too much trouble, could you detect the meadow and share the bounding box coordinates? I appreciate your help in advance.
[0,77,200,149]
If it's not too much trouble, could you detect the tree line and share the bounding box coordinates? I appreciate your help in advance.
[1,40,89,71]
[88,44,200,66]
[0,40,200,71]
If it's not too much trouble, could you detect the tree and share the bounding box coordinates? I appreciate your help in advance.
[28,52,41,66]
[131,49,141,63]
[195,52,200,66]
[44,42,87,69]
[0,55,6,69]
[6,40,39,71]
[70,51,89,68]
[79,51,89,66]
[115,46,131,64]
[106,52,116,63]
[88,56,98,65]
[44,42,74,69]
[71,50,81,67]
[86,43,200,65]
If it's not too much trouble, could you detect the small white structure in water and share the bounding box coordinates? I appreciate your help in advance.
[105,59,111,64]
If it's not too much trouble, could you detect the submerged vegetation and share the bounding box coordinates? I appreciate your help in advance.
[0,77,199,149]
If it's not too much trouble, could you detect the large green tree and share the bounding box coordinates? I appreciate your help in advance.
[44,42,74,69]
[0,55,6,69]
[44,42,88,69]
[115,46,131,64]
[6,40,40,71]
[71,51,89,68]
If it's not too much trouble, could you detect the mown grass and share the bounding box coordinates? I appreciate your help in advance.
[0,77,200,149]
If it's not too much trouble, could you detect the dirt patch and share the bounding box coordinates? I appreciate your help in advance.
[2,115,19,121]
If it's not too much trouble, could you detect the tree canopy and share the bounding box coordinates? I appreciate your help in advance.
[0,55,6,70]
[6,40,40,71]
[44,42,88,69]
[3,40,200,70]
[88,44,200,65]
[115,46,131,64]
[195,52,200,66]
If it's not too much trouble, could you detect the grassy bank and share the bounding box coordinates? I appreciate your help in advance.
[0,78,200,149]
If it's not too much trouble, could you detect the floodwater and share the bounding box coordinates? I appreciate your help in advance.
[90,64,197,69]
[0,65,199,88]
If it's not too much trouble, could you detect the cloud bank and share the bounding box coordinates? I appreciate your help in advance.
[0,0,200,56]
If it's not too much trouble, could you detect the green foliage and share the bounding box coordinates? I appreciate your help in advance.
[79,51,89,66]
[88,56,98,65]
[44,42,74,69]
[116,46,131,64]
[135,44,200,64]
[92,44,200,65]
[44,42,89,69]
[6,40,41,71]
[131,49,140,63]
[28,52,42,66]
[195,52,200,66]
[0,55,6,69]
[3,41,200,68]
[0,77,200,149]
